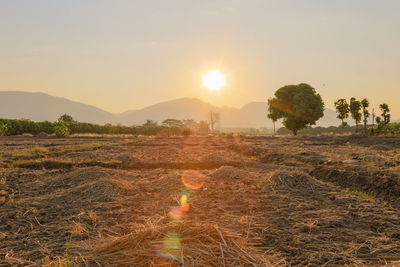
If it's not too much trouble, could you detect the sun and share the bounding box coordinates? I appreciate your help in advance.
[202,70,226,91]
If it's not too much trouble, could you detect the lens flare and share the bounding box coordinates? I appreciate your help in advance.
[168,206,184,221]
[180,195,187,205]
[182,170,205,190]
[156,170,207,264]
[155,232,183,265]
[163,232,181,255]
[180,203,190,212]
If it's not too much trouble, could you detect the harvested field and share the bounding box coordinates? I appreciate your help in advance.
[1,135,400,266]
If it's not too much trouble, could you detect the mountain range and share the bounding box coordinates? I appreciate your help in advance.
[0,91,383,128]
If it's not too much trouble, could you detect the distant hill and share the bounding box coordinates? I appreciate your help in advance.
[0,91,388,128]
[117,98,216,125]
[117,98,269,128]
[117,99,346,128]
[0,91,114,124]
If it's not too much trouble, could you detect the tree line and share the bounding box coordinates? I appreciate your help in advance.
[267,83,397,136]
[334,98,392,134]
[0,115,211,137]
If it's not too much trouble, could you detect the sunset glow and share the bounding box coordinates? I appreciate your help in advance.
[202,70,226,91]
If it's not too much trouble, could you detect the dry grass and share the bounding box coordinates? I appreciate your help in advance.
[211,165,245,180]
[91,221,271,267]
[1,135,400,266]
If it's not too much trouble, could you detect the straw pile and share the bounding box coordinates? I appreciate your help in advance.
[259,152,286,164]
[43,167,124,204]
[211,165,245,180]
[45,167,112,188]
[91,221,270,267]
[268,171,318,193]
[200,152,227,163]
[115,153,141,168]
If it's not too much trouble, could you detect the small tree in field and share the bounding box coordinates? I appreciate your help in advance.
[181,128,193,137]
[143,120,158,127]
[208,111,220,132]
[182,119,197,129]
[372,108,375,126]
[375,116,383,133]
[267,83,324,135]
[267,108,279,136]
[349,97,362,131]
[379,103,390,134]
[334,99,350,127]
[162,119,183,127]
[198,121,210,135]
[361,98,370,131]
[58,114,75,123]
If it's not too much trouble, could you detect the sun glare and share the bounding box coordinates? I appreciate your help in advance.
[202,70,225,91]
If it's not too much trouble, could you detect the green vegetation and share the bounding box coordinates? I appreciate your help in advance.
[1,146,49,158]
[267,108,279,136]
[350,190,375,202]
[57,235,72,267]
[370,122,400,135]
[267,83,324,135]
[0,124,8,136]
[58,114,75,123]
[349,97,362,131]
[333,98,397,135]
[162,118,184,127]
[334,99,350,127]
[361,98,370,130]
[277,122,400,136]
[379,103,391,134]
[55,122,70,137]
[277,125,357,135]
[182,128,194,137]
[0,116,205,137]
[0,97,396,137]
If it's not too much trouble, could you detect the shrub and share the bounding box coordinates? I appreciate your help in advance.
[368,122,400,135]
[182,128,193,137]
[0,123,8,136]
[55,123,70,137]
[0,118,199,137]
[157,128,172,137]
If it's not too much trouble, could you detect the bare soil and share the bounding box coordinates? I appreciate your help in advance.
[0,135,400,266]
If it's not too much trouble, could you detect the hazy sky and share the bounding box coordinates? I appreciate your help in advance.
[1,0,399,117]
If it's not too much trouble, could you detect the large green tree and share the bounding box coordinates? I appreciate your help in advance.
[334,99,350,127]
[267,83,324,135]
[349,97,362,131]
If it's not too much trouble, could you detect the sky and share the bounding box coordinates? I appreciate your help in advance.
[0,0,399,117]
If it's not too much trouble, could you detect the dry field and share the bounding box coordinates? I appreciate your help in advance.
[1,135,400,266]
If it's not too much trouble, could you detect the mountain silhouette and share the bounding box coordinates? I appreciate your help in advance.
[0,91,376,128]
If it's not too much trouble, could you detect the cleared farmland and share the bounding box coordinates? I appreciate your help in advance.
[0,135,400,266]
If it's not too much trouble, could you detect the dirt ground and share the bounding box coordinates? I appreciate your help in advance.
[0,135,400,266]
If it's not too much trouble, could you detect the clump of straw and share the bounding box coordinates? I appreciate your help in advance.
[91,220,270,266]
